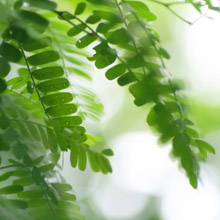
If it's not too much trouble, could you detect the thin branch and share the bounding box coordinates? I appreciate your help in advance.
[115,0,148,75]
[20,47,51,121]
[6,88,43,112]
[148,0,206,25]
[54,10,141,82]
[131,12,184,118]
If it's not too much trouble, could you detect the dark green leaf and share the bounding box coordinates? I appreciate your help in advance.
[17,190,43,199]
[105,64,126,80]
[25,0,57,10]
[32,66,64,80]
[0,171,14,182]
[52,116,82,128]
[76,34,97,49]
[27,80,34,94]
[117,72,136,86]
[86,15,101,24]
[18,10,49,28]
[23,37,51,52]
[0,78,7,93]
[102,149,114,156]
[75,2,86,15]
[0,185,23,194]
[32,167,43,185]
[27,50,60,66]
[8,199,28,209]
[67,24,86,37]
[0,42,22,62]
[37,78,70,92]
[107,28,131,44]
[41,92,73,106]
[0,57,11,77]
[14,0,24,10]
[46,104,77,117]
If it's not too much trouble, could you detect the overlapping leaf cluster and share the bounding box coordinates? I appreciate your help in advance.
[0,1,113,219]
[55,0,215,188]
[0,0,217,218]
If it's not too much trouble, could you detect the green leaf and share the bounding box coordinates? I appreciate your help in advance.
[14,0,24,10]
[23,37,51,52]
[75,2,86,15]
[52,116,82,128]
[0,171,14,182]
[124,1,157,21]
[78,148,87,171]
[0,57,11,77]
[37,78,70,92]
[68,67,92,80]
[51,183,72,192]
[27,50,60,66]
[16,121,29,137]
[86,15,101,24]
[33,155,44,165]
[87,151,100,172]
[13,177,34,186]
[70,143,80,168]
[38,126,49,149]
[107,28,131,45]
[8,199,28,209]
[0,79,7,93]
[28,199,48,208]
[102,149,114,156]
[27,80,34,94]
[60,192,76,201]
[46,104,77,117]
[189,173,198,189]
[0,42,22,63]
[27,123,41,141]
[93,10,121,22]
[117,72,136,86]
[185,127,199,138]
[18,10,49,28]
[105,64,126,80]
[195,139,215,154]
[67,24,87,37]
[96,22,115,33]
[17,190,44,199]
[76,34,97,49]
[32,66,64,80]
[24,0,57,10]
[41,92,73,106]
[38,163,55,172]
[0,185,23,194]
[32,167,43,185]
[47,129,58,153]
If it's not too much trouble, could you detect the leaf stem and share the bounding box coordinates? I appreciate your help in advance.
[20,47,51,120]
